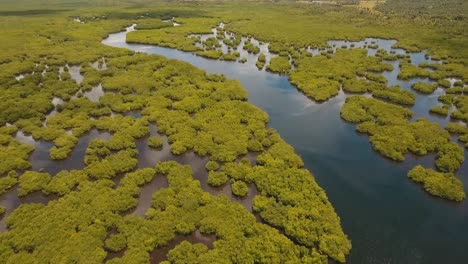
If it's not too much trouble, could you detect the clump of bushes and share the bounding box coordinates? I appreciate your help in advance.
[18,171,51,196]
[408,165,465,202]
[205,160,219,171]
[207,171,228,186]
[231,180,248,197]
[243,40,260,54]
[372,86,416,105]
[266,56,290,74]
[148,136,163,148]
[430,105,449,116]
[411,82,438,94]
[256,53,266,69]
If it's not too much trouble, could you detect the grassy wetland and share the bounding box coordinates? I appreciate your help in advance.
[0,0,467,263]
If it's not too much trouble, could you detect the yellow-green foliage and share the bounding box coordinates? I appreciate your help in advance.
[290,49,391,101]
[148,136,163,148]
[340,96,412,125]
[438,94,455,105]
[408,165,465,202]
[454,80,464,87]
[85,159,116,179]
[203,36,221,50]
[118,1,468,111]
[222,2,467,63]
[105,233,127,252]
[446,87,464,94]
[147,161,321,263]
[223,34,242,49]
[445,122,468,135]
[2,0,466,262]
[243,40,260,54]
[0,140,33,177]
[436,142,464,173]
[135,19,173,30]
[194,49,239,61]
[430,105,449,116]
[398,61,430,80]
[342,78,385,93]
[256,53,266,69]
[252,139,351,262]
[430,63,468,83]
[50,134,79,160]
[205,161,219,171]
[412,82,438,94]
[231,179,248,197]
[43,170,88,196]
[164,241,209,264]
[107,150,138,174]
[377,0,468,21]
[451,95,468,121]
[18,171,52,197]
[375,49,401,61]
[3,180,135,263]
[445,122,468,148]
[363,119,450,162]
[207,170,228,186]
[0,171,18,195]
[437,79,451,88]
[372,86,416,106]
[127,17,218,52]
[222,157,255,182]
[341,96,449,160]
[196,50,222,59]
[266,56,290,74]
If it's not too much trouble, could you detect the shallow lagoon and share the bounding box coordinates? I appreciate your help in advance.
[101,25,468,264]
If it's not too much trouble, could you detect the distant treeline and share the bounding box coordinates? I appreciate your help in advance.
[376,0,467,20]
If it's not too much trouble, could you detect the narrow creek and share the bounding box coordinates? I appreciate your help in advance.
[100,25,468,264]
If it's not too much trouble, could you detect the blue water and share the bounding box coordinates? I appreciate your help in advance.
[102,28,468,264]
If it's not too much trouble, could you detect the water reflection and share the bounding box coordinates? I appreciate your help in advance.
[131,174,168,217]
[68,65,83,84]
[29,129,111,175]
[84,83,104,103]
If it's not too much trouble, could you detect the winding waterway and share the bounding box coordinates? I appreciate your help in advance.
[101,25,468,264]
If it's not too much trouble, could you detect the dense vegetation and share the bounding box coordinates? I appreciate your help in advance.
[290,49,391,101]
[372,86,415,106]
[256,53,266,69]
[411,82,438,94]
[0,0,466,263]
[0,2,353,262]
[408,166,465,202]
[266,56,291,74]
